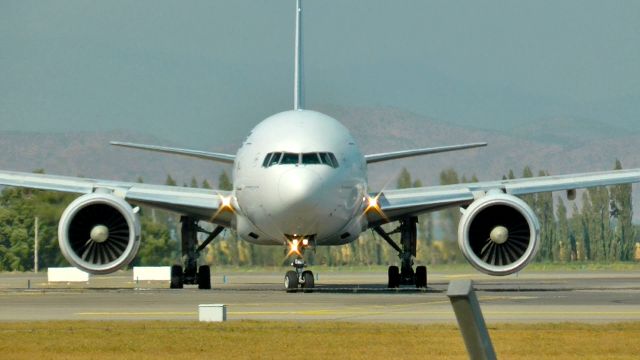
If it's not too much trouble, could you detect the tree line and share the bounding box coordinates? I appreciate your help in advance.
[0,163,638,272]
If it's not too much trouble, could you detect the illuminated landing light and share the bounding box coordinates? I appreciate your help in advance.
[210,194,236,222]
[364,194,388,222]
[220,195,233,211]
[287,239,302,257]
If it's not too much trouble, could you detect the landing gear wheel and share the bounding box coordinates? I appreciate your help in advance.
[170,265,183,289]
[415,265,427,289]
[301,270,315,293]
[197,265,211,290]
[284,270,299,292]
[388,265,400,288]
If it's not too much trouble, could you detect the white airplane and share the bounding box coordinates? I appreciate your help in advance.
[2,0,640,291]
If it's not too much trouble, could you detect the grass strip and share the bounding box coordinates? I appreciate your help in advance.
[0,321,639,359]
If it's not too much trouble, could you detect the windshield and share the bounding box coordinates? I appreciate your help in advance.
[262,152,339,168]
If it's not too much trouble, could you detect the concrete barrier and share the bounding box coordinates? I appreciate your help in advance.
[199,304,227,322]
[447,280,496,360]
[133,266,171,281]
[47,267,89,282]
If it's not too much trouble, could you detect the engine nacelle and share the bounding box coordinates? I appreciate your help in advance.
[458,192,540,276]
[58,193,141,275]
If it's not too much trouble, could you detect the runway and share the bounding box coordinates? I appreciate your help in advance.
[1,269,639,323]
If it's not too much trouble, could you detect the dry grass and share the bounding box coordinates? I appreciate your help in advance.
[0,321,639,359]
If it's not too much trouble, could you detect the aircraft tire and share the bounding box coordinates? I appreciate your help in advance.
[388,266,400,288]
[170,265,183,289]
[197,265,211,290]
[285,271,299,293]
[415,265,427,288]
[302,270,314,293]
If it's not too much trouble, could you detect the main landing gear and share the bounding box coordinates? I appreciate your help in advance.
[374,216,427,289]
[170,216,225,290]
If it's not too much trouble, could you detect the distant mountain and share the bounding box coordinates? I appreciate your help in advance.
[508,117,635,147]
[317,106,640,187]
[0,130,234,187]
[2,106,639,218]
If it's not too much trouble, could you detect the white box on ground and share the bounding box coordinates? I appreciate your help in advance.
[199,304,227,322]
[47,267,89,282]
[133,266,171,281]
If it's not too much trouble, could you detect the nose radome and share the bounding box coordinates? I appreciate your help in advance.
[278,168,323,212]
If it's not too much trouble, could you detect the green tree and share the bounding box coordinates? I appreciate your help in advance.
[610,159,634,260]
[218,171,232,191]
[580,191,593,260]
[134,218,177,266]
[439,169,460,241]
[536,170,555,261]
[588,186,611,261]
[555,197,570,262]
[190,176,199,188]
[165,175,177,186]
[397,168,412,189]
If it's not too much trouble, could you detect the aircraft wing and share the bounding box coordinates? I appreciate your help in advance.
[0,170,232,225]
[365,142,487,164]
[110,141,236,164]
[368,168,640,225]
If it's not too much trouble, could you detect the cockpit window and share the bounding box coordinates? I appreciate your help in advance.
[319,152,339,168]
[262,153,273,167]
[302,153,321,165]
[329,153,339,168]
[263,151,339,168]
[268,152,282,167]
[280,152,299,165]
[319,152,331,167]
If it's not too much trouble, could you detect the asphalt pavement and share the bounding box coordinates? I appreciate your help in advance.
[0,269,639,323]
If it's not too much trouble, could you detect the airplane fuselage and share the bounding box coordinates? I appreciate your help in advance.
[232,110,368,246]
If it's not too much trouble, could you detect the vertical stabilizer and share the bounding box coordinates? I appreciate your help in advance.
[294,0,304,110]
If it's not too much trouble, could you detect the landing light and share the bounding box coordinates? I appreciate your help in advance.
[365,195,379,211]
[210,194,235,222]
[218,195,235,212]
[364,194,387,221]
[287,239,301,257]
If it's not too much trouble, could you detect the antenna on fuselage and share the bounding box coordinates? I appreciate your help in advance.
[293,0,304,110]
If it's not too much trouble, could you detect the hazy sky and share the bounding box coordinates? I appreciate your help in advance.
[1,1,638,148]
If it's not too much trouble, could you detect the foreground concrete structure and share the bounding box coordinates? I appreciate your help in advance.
[447,280,496,360]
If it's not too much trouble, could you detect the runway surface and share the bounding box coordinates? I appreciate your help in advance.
[1,269,639,323]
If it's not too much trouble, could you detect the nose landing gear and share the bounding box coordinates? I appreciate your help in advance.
[284,238,315,292]
[284,258,315,293]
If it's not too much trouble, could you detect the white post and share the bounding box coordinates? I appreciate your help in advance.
[34,216,39,273]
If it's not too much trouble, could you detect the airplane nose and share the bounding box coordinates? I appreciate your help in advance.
[278,168,323,213]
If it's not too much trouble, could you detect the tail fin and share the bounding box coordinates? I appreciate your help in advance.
[294,0,304,110]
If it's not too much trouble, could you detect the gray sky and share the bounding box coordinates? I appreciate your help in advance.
[1,0,639,148]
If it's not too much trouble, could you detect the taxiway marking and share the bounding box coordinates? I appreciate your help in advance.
[74,310,640,318]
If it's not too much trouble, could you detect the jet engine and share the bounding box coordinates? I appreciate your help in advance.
[458,192,540,276]
[58,193,141,274]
